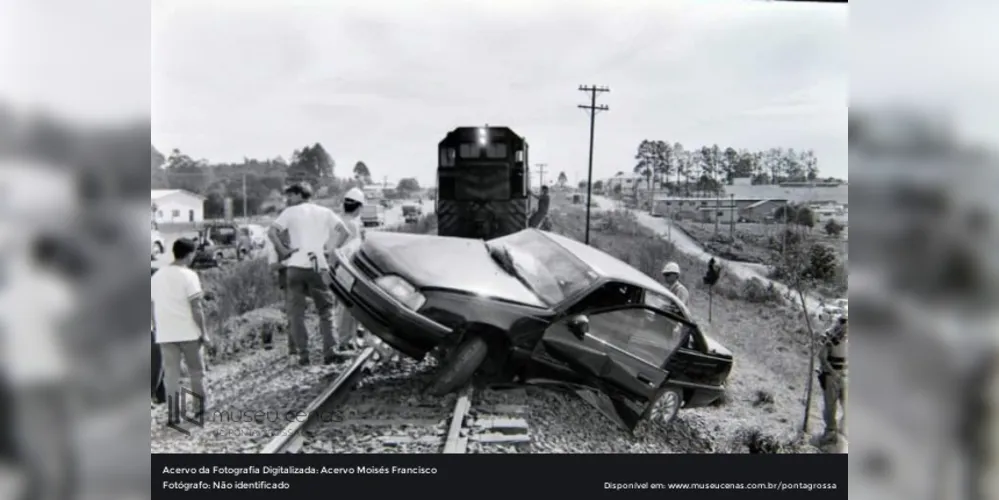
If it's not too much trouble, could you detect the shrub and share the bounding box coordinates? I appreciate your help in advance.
[740,278,784,305]
[199,258,282,325]
[823,218,845,237]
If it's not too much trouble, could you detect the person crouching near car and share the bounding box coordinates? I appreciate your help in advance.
[817,313,848,445]
[329,187,367,348]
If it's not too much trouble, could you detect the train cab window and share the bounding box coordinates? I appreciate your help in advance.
[515,149,525,163]
[486,143,507,159]
[460,143,480,158]
[439,148,456,167]
[567,281,643,316]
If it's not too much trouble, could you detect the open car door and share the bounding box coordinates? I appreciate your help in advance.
[528,305,689,432]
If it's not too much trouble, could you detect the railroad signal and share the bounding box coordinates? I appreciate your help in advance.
[703,257,722,322]
[703,257,722,286]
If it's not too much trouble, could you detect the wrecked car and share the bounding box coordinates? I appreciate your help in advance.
[327,228,733,432]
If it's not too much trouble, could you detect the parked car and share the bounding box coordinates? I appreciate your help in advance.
[151,222,164,259]
[361,205,386,227]
[327,228,733,432]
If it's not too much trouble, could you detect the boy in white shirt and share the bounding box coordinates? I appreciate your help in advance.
[151,238,210,423]
[269,183,351,366]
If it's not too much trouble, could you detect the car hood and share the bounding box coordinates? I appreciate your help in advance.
[702,333,733,358]
[360,232,547,308]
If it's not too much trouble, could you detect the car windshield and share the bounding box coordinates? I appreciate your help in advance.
[487,231,599,305]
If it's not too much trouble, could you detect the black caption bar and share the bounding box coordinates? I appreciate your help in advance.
[152,454,847,499]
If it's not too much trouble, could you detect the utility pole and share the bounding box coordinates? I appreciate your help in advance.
[242,173,248,219]
[730,193,735,238]
[714,193,720,235]
[578,84,610,245]
[535,163,548,188]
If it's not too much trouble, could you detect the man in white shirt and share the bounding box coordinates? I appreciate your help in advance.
[269,183,350,366]
[150,238,210,423]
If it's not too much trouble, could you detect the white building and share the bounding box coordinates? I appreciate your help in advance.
[151,189,205,223]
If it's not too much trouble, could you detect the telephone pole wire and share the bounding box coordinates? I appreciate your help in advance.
[578,85,610,245]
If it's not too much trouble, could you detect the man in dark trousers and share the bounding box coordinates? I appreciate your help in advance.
[529,185,551,229]
[268,183,353,366]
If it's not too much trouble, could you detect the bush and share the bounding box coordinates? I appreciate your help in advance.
[199,258,282,324]
[740,278,784,305]
[824,218,844,237]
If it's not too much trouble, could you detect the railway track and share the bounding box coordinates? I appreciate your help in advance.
[260,348,533,454]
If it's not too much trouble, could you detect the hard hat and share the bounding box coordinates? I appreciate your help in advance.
[662,262,680,274]
[344,187,365,204]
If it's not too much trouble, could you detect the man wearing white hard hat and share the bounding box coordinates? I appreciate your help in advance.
[661,261,689,305]
[328,187,367,347]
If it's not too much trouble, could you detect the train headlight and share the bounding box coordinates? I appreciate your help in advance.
[374,275,426,310]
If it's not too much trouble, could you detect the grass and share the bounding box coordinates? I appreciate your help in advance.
[547,206,823,452]
[675,219,848,300]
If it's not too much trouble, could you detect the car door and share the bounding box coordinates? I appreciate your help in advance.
[530,305,688,432]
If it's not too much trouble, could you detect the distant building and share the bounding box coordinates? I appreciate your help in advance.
[724,182,848,205]
[697,206,739,224]
[151,189,206,223]
[653,196,789,222]
[604,173,651,193]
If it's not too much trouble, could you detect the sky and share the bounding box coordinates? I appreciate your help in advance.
[152,0,847,187]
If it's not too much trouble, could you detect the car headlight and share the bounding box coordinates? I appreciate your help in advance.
[374,275,426,310]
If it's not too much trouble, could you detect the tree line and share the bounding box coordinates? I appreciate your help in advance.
[624,141,839,196]
[151,144,421,217]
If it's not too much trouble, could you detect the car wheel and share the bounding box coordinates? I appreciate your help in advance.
[650,387,683,429]
[153,242,164,255]
[427,336,489,397]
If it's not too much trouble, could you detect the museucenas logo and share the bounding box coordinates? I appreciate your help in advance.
[167,387,204,435]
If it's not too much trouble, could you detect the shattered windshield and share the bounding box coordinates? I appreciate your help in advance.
[487,231,599,305]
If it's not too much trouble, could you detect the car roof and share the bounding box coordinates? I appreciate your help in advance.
[538,230,692,318]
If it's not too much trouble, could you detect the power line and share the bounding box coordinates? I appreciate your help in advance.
[533,163,548,187]
[578,84,610,245]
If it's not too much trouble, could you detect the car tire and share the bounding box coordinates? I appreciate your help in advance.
[650,386,684,429]
[427,336,489,397]
[153,242,164,255]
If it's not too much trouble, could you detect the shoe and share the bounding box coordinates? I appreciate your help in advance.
[298,357,311,366]
[323,351,352,365]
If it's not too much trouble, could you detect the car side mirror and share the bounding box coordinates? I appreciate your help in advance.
[567,314,589,340]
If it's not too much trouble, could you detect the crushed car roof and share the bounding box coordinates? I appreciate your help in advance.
[539,230,692,318]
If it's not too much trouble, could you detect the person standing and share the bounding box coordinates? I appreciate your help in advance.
[329,188,367,348]
[261,227,294,353]
[817,314,848,444]
[150,238,211,424]
[529,185,551,229]
[661,261,690,305]
[268,182,350,366]
[0,232,78,500]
